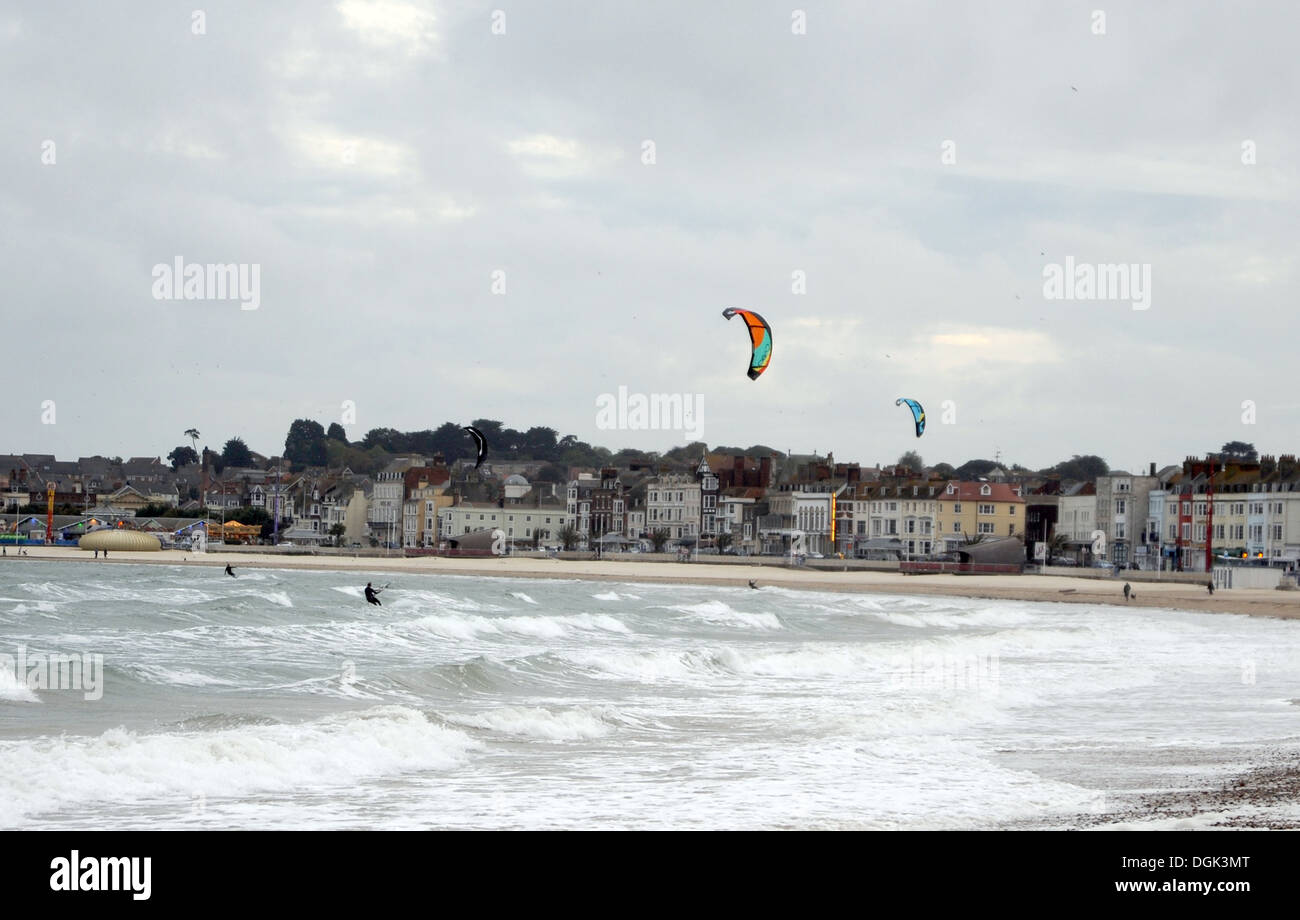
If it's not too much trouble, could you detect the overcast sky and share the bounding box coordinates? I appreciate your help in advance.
[2,1,1296,472]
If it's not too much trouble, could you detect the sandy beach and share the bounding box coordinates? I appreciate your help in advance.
[10,545,1300,620]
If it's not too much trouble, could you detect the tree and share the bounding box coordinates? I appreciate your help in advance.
[228,507,271,527]
[650,528,670,553]
[136,502,182,517]
[431,422,469,461]
[326,423,348,443]
[285,419,328,470]
[1217,441,1257,462]
[931,462,956,479]
[716,532,733,552]
[522,427,559,459]
[329,523,346,547]
[534,463,568,484]
[558,525,580,551]
[221,437,254,469]
[167,446,199,470]
[361,427,409,453]
[954,459,999,479]
[1047,532,1071,564]
[1052,454,1109,481]
[184,428,201,458]
[897,450,923,473]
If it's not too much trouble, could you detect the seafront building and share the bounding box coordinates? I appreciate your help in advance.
[932,481,1025,551]
[3,446,1299,570]
[1094,467,1158,567]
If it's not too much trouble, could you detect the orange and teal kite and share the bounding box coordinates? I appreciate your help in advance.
[896,398,925,437]
[721,308,772,380]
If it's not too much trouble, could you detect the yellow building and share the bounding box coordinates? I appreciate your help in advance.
[404,483,454,548]
[934,481,1025,551]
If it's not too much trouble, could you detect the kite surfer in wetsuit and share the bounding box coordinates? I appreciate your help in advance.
[225,564,236,577]
[364,582,382,606]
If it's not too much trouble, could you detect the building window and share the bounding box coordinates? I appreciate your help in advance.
[978,504,994,515]
[978,522,995,534]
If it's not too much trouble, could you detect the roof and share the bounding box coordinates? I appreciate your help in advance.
[940,481,1025,503]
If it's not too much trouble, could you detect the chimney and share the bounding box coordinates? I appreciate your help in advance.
[1149,462,1156,476]
[759,456,772,488]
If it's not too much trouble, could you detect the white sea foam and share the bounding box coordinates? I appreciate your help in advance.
[510,592,539,605]
[664,600,782,630]
[127,664,237,688]
[410,612,629,641]
[8,602,61,617]
[0,706,476,827]
[0,664,40,702]
[449,706,615,741]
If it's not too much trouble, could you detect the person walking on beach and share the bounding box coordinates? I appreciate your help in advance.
[364,582,382,606]
[225,564,236,577]
[1123,582,1131,602]
[94,549,99,559]
[1207,580,1215,595]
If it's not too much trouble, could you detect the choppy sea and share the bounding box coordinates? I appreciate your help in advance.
[2,562,1298,829]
